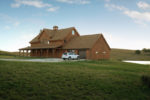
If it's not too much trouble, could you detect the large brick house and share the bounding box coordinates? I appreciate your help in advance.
[19,26,110,59]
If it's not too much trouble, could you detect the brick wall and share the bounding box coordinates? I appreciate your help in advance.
[86,36,110,60]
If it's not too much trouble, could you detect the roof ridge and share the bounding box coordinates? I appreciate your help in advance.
[42,27,75,31]
[43,28,52,30]
[80,33,102,37]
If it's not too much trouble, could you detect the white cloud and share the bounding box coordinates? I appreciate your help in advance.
[0,13,21,27]
[56,0,90,4]
[123,10,150,22]
[105,4,150,26]
[47,7,59,12]
[11,3,20,8]
[11,0,51,8]
[4,26,11,30]
[105,4,127,11]
[105,0,110,2]
[14,21,20,26]
[137,1,150,10]
[11,0,59,12]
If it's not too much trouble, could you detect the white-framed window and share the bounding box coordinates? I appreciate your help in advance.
[96,51,99,54]
[72,30,75,35]
[103,51,106,54]
[48,41,50,44]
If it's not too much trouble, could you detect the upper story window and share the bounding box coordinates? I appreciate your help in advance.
[72,30,75,35]
[41,39,50,44]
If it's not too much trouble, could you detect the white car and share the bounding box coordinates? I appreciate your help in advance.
[62,52,80,60]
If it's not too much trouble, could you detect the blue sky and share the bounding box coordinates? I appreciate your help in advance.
[0,0,150,51]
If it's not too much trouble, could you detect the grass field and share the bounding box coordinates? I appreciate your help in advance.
[0,60,150,100]
[0,50,39,59]
[111,48,150,61]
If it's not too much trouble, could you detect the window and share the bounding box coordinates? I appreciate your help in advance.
[48,41,50,44]
[96,51,99,54]
[41,39,50,44]
[72,30,75,35]
[103,51,106,54]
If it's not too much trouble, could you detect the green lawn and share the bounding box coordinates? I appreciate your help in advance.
[0,50,41,59]
[0,60,150,100]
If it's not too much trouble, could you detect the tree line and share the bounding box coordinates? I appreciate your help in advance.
[135,48,150,54]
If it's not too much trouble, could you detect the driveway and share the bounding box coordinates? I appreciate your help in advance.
[0,58,64,62]
[0,58,85,62]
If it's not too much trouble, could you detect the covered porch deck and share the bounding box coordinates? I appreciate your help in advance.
[19,45,65,58]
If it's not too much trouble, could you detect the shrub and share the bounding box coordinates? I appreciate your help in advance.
[135,50,141,54]
[141,75,150,88]
[142,48,150,53]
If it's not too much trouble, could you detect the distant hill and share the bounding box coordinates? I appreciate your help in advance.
[111,48,150,61]
[0,50,19,56]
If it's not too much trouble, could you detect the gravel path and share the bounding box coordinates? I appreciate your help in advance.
[0,58,85,62]
[0,58,64,62]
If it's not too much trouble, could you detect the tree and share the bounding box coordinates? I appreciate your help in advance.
[135,50,141,54]
[142,48,150,53]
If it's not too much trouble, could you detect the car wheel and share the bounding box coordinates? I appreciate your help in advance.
[77,56,80,60]
[63,58,66,60]
[68,57,71,60]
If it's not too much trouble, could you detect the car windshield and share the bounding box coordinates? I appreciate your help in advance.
[68,52,76,55]
[69,53,73,55]
[63,53,67,55]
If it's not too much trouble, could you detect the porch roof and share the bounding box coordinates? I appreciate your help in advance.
[19,45,61,50]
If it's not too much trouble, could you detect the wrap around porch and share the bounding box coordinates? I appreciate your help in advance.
[19,48,66,58]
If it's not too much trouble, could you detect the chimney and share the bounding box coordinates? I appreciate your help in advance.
[53,26,58,31]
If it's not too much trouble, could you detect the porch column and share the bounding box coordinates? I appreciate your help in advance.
[40,49,43,57]
[26,50,28,57]
[36,49,38,57]
[47,49,49,57]
[23,50,24,56]
[52,49,55,58]
[29,50,31,57]
[19,50,21,56]
[21,50,23,56]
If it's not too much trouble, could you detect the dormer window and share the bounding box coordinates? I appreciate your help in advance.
[72,30,75,35]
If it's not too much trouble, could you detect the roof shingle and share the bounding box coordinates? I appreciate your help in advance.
[63,34,102,49]
[30,27,74,43]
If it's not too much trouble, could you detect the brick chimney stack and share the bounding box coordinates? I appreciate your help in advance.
[53,26,58,31]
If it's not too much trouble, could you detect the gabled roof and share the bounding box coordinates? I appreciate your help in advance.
[63,34,102,49]
[30,27,75,43]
